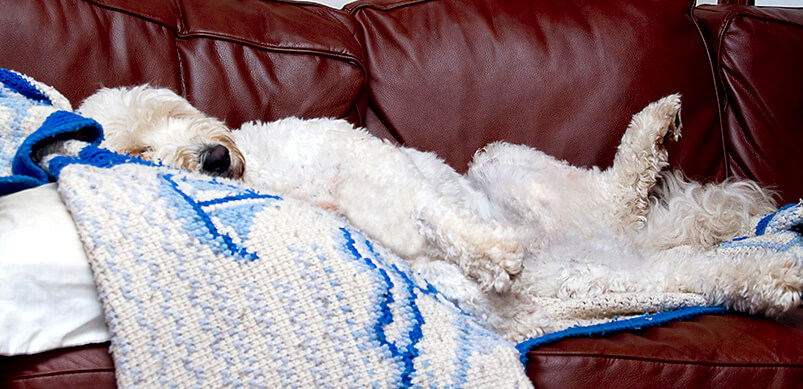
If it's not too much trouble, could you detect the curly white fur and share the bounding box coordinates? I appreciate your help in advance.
[80,86,802,341]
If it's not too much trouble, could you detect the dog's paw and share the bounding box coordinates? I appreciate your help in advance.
[643,94,683,146]
[465,260,518,293]
[483,235,525,274]
[752,256,802,317]
[479,241,524,292]
[450,222,525,292]
[708,253,803,317]
[658,94,682,144]
[627,94,683,147]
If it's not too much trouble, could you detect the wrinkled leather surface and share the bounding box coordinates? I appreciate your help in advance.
[0,0,368,130]
[695,5,803,204]
[527,309,803,388]
[0,343,115,388]
[348,0,723,178]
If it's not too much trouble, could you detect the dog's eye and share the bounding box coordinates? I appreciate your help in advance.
[131,146,154,155]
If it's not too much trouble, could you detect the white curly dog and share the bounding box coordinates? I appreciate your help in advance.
[78,85,801,341]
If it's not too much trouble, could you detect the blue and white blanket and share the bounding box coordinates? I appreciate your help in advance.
[0,69,101,195]
[2,69,801,386]
[49,149,532,387]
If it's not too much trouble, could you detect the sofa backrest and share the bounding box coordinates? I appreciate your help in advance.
[347,0,722,179]
[0,0,367,130]
[0,0,800,202]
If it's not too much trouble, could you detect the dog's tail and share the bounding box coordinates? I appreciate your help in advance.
[644,170,777,250]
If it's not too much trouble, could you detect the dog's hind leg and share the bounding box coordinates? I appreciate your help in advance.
[514,235,802,322]
[415,201,526,293]
[467,141,615,236]
[467,95,682,238]
[604,94,682,229]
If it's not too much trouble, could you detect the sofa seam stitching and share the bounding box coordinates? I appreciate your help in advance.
[3,368,116,381]
[83,0,364,65]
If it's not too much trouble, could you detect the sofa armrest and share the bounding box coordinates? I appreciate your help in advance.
[695,5,803,204]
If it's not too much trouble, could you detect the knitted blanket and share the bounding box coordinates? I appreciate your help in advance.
[47,148,531,388]
[717,202,802,263]
[0,69,101,195]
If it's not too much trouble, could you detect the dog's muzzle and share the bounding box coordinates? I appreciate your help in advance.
[201,144,233,177]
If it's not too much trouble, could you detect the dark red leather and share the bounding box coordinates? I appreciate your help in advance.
[0,0,368,131]
[348,0,723,178]
[526,309,803,389]
[0,343,115,388]
[695,5,803,204]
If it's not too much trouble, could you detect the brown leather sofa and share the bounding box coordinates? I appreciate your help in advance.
[1,0,801,387]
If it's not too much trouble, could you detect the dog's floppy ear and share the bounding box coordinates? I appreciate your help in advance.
[133,85,206,122]
[78,85,201,154]
[157,89,206,120]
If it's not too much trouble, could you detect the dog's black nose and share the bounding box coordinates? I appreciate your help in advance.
[202,144,231,175]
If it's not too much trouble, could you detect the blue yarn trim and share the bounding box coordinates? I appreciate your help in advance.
[12,111,102,180]
[755,203,797,236]
[515,305,727,363]
[0,111,103,194]
[0,68,51,104]
[0,175,43,196]
[48,145,152,179]
[756,210,777,236]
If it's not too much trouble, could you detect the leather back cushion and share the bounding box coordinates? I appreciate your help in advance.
[349,0,722,177]
[0,0,367,128]
[696,5,803,204]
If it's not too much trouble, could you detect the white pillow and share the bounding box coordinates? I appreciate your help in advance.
[308,0,353,9]
[0,183,109,355]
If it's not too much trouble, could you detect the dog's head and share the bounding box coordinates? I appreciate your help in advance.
[78,85,245,179]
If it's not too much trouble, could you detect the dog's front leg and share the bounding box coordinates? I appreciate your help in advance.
[651,248,802,317]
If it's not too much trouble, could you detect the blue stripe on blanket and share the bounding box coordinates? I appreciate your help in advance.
[0,68,103,195]
[515,305,727,361]
[0,68,51,104]
[14,111,102,178]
